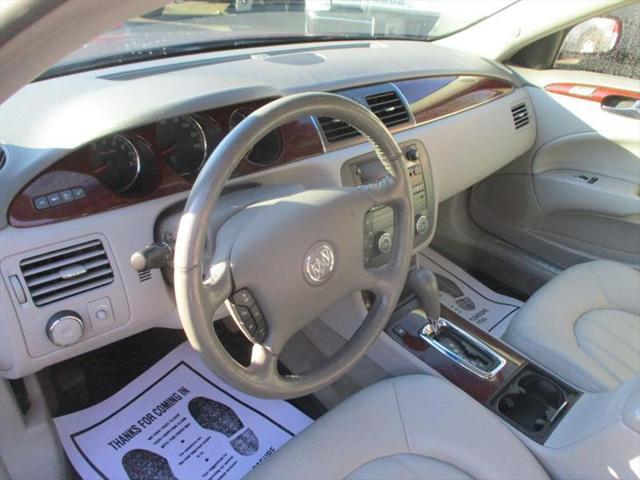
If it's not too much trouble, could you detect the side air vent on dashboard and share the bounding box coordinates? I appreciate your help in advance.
[511,102,530,130]
[0,147,6,171]
[317,116,361,143]
[20,239,114,307]
[365,91,410,127]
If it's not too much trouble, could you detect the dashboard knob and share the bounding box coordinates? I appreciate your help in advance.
[405,148,419,161]
[415,214,429,235]
[46,311,84,347]
[375,232,393,254]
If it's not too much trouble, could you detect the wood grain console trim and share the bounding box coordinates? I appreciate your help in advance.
[388,304,527,403]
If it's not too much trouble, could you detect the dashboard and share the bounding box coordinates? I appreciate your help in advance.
[8,75,512,228]
[0,40,536,378]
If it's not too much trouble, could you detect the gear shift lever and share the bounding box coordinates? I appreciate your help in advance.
[408,267,441,335]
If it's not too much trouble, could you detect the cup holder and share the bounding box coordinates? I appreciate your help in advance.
[496,372,568,434]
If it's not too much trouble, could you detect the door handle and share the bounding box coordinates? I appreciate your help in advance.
[601,95,640,119]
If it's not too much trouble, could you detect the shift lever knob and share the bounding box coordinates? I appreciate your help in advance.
[408,267,441,326]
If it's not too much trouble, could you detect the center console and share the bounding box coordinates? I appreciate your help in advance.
[386,284,581,444]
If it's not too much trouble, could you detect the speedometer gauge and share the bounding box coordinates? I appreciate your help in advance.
[157,114,223,178]
[89,134,141,193]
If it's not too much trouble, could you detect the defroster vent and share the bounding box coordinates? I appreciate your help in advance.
[20,239,114,306]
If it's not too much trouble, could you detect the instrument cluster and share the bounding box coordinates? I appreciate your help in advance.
[89,111,283,196]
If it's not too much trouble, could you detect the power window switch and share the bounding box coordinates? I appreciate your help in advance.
[88,297,114,331]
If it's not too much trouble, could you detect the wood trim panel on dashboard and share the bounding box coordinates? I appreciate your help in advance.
[9,75,515,228]
[395,76,514,125]
[9,99,324,228]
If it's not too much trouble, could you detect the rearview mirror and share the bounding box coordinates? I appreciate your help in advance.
[561,17,621,54]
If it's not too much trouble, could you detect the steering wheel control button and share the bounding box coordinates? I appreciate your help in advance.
[249,304,264,323]
[88,297,114,331]
[233,289,255,307]
[303,241,336,285]
[415,214,429,235]
[236,305,253,323]
[375,232,393,254]
[229,289,268,342]
[236,305,258,333]
[46,311,84,347]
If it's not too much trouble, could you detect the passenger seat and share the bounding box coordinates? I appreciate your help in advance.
[504,261,640,392]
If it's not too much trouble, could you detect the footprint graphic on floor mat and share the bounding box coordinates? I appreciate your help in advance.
[122,449,177,480]
[188,396,259,456]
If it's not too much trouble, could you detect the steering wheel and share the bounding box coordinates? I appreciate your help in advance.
[174,92,413,399]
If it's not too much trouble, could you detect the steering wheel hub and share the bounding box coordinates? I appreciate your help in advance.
[303,241,336,285]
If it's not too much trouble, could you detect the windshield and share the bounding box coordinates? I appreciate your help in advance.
[45,0,515,78]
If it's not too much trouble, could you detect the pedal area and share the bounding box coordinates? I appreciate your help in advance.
[54,342,312,480]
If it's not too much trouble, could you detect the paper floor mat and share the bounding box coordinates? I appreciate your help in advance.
[419,248,523,337]
[54,342,312,480]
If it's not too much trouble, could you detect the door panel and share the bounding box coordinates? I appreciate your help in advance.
[469,68,640,268]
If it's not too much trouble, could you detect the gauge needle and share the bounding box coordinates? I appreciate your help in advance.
[160,145,177,156]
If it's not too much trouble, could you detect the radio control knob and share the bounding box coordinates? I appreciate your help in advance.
[405,148,419,161]
[375,232,393,254]
[46,311,84,347]
[415,214,429,235]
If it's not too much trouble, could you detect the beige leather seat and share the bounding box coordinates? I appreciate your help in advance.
[504,261,640,392]
[249,375,548,480]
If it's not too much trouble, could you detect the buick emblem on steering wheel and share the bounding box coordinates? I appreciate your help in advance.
[303,241,336,285]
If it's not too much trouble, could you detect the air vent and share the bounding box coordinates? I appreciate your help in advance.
[511,102,530,130]
[317,89,410,144]
[366,91,410,127]
[138,270,152,282]
[20,239,114,307]
[0,147,6,171]
[317,116,361,143]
